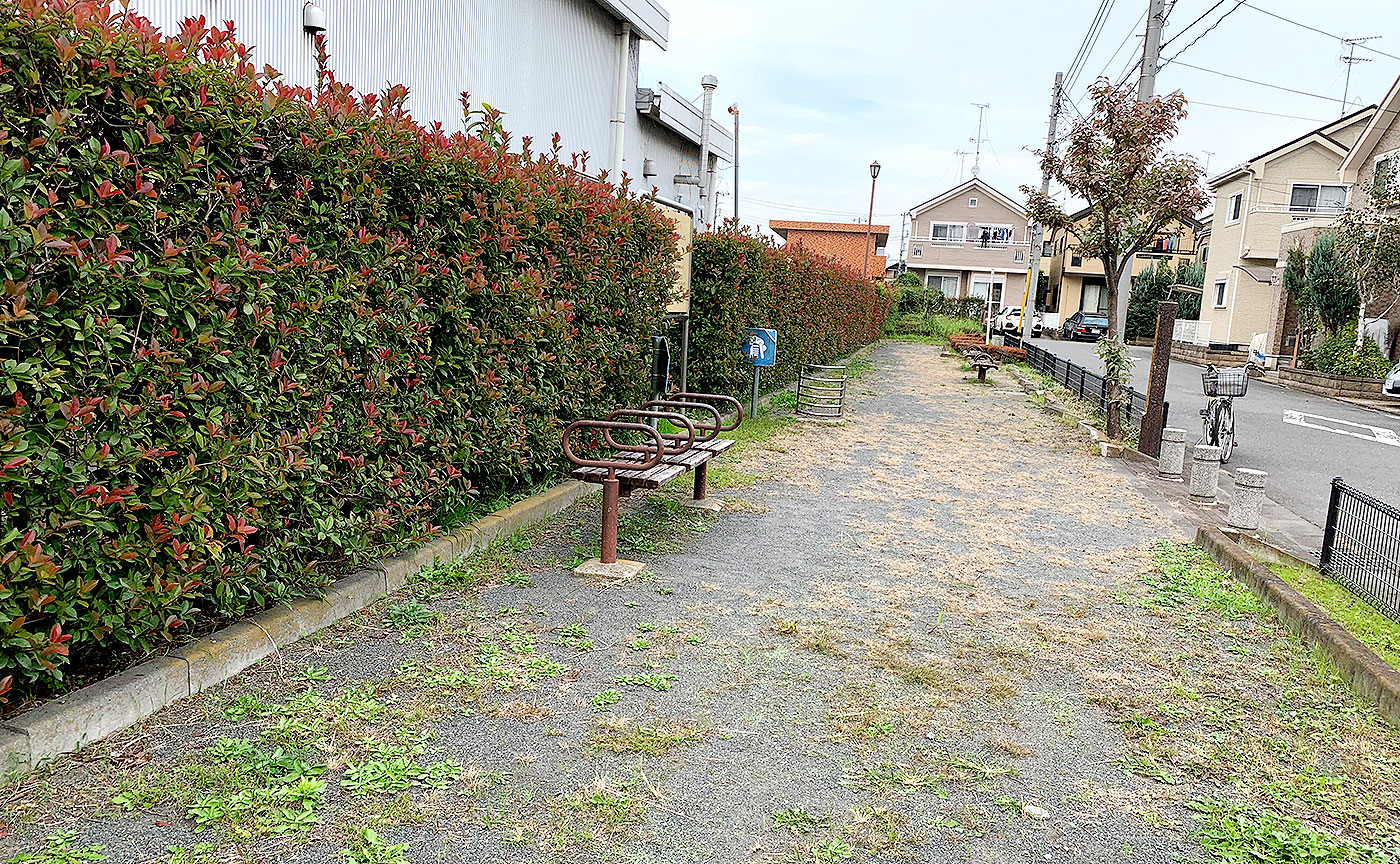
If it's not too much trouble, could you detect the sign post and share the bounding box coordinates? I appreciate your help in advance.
[742,328,777,418]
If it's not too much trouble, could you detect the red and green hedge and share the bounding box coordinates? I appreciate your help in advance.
[687,228,891,396]
[0,2,678,697]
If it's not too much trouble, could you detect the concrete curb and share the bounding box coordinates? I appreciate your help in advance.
[1,480,594,776]
[1195,525,1400,728]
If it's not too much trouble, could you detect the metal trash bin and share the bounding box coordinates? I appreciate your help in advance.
[796,364,847,419]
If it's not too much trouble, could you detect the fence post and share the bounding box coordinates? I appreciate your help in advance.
[1320,476,1344,573]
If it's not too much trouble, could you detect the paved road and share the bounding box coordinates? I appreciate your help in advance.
[1027,336,1400,527]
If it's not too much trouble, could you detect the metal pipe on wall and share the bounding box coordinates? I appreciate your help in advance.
[611,22,631,180]
[697,75,718,227]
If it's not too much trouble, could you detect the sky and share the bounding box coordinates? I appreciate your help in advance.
[636,0,1400,255]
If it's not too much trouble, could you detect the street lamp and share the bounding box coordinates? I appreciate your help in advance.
[862,160,881,279]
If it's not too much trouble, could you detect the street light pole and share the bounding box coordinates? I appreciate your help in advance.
[727,104,739,223]
[862,160,881,279]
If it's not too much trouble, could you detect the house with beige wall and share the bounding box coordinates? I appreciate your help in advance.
[1200,107,1376,352]
[1041,209,1200,329]
[903,179,1032,315]
[1337,73,1400,359]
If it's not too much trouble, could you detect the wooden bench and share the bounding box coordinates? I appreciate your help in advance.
[963,346,999,382]
[562,392,743,568]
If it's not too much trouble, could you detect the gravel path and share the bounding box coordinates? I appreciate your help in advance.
[4,342,1397,864]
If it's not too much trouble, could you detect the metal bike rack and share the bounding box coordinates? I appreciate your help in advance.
[796,364,847,419]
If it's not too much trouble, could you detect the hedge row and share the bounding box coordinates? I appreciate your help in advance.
[1,3,678,696]
[687,228,891,395]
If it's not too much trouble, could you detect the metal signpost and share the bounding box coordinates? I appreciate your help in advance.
[742,328,777,418]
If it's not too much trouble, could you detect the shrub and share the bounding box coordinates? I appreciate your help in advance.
[891,282,985,321]
[687,227,890,396]
[0,3,677,696]
[1303,332,1394,378]
[887,313,981,344]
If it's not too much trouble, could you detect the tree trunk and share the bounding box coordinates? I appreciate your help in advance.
[1357,300,1368,351]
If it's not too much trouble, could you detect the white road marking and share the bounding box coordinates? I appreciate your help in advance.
[1282,410,1400,448]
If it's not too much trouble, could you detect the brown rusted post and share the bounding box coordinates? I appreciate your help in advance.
[693,461,708,501]
[1139,300,1178,458]
[600,476,620,565]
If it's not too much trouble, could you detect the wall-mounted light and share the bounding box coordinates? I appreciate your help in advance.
[303,2,327,33]
[643,158,657,178]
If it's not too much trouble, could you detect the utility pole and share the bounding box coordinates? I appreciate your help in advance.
[697,75,718,227]
[899,211,910,273]
[1137,0,1166,100]
[727,104,740,222]
[1019,72,1063,346]
[1341,37,1379,116]
[970,103,989,179]
[1116,0,1167,341]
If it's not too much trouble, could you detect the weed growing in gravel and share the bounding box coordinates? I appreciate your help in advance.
[772,808,829,834]
[165,845,217,864]
[383,601,441,636]
[559,622,594,651]
[340,757,461,796]
[615,673,676,691]
[591,689,622,711]
[5,832,106,864]
[1188,800,1390,863]
[841,763,944,795]
[585,718,703,755]
[1143,542,1265,619]
[343,828,410,864]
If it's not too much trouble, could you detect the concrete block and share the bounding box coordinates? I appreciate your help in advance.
[1228,468,1268,531]
[680,497,723,512]
[1189,444,1221,503]
[573,558,646,581]
[1158,427,1188,478]
[176,621,280,695]
[323,569,388,620]
[0,726,30,776]
[11,657,188,766]
[491,482,592,539]
[471,514,508,550]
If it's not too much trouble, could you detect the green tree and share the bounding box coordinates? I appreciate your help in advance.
[1334,167,1400,349]
[1306,232,1360,335]
[1024,79,1208,439]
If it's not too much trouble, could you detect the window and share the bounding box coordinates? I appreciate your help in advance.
[1070,253,1083,267]
[1201,244,1209,266]
[1213,280,1227,308]
[1227,192,1243,223]
[928,223,965,242]
[1377,150,1399,190]
[912,245,922,257]
[1288,184,1346,213]
[1014,250,1025,262]
[973,225,1013,246]
[926,274,959,297]
[969,197,978,207]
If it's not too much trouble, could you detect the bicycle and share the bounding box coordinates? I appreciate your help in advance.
[1199,362,1257,464]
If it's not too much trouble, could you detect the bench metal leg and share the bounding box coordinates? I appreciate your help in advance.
[693,461,708,501]
[600,477,620,564]
[977,367,988,382]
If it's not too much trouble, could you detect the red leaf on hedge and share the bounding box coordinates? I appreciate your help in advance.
[145,120,164,145]
[2,457,27,469]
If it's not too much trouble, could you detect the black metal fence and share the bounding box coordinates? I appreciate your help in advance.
[1321,478,1400,621]
[1022,343,1152,431]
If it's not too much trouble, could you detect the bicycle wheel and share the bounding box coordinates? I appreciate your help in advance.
[1202,400,1220,447]
[1217,401,1236,463]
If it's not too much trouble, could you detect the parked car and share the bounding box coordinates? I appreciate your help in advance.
[996,306,1043,337]
[1059,311,1109,342]
[1385,361,1400,398]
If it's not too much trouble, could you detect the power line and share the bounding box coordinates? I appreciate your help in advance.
[1159,0,1229,50]
[1238,1,1400,62]
[1164,60,1348,104]
[1065,0,1119,92]
[1187,99,1326,122]
[1162,0,1246,65]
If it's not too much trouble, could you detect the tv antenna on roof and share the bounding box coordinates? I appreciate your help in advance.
[970,103,990,178]
[1341,37,1380,116]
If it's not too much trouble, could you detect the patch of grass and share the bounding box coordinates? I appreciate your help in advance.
[772,808,829,834]
[809,838,855,861]
[343,828,410,864]
[841,763,944,795]
[585,717,704,755]
[340,757,460,797]
[1144,541,1265,620]
[1188,800,1388,863]
[707,404,796,488]
[165,845,217,864]
[6,832,106,864]
[558,622,594,651]
[382,601,440,635]
[1268,561,1400,670]
[590,689,622,711]
[774,618,845,657]
[615,673,676,692]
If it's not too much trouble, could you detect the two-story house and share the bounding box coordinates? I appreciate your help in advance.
[904,179,1032,316]
[1337,74,1400,359]
[1201,106,1378,351]
[1041,209,1201,330]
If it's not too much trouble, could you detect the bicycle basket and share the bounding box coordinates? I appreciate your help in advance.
[1203,368,1249,397]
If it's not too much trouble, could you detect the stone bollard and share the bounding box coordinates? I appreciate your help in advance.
[1158,427,1188,479]
[1188,444,1221,503]
[1228,468,1268,531]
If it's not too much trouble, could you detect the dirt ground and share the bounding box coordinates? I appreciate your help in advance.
[4,342,1397,864]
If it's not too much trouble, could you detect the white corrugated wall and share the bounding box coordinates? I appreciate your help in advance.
[130,0,625,166]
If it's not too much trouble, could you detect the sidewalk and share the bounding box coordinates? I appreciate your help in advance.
[4,342,1396,863]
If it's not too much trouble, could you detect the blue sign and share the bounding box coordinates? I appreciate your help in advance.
[742,328,777,367]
